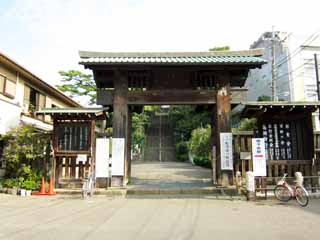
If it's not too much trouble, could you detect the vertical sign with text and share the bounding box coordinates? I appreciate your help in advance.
[252,138,267,176]
[220,133,233,170]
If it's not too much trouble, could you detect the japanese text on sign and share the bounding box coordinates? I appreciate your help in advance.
[220,133,233,170]
[252,138,267,176]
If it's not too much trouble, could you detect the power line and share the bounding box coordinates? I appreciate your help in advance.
[276,59,314,80]
[275,30,320,68]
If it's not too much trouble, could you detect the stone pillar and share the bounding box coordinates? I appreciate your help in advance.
[214,73,234,186]
[112,70,128,187]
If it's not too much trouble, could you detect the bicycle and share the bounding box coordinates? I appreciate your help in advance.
[82,171,95,199]
[274,173,309,207]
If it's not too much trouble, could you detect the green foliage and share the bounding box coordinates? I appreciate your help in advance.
[1,124,50,179]
[57,70,96,105]
[193,156,211,168]
[257,95,271,101]
[188,125,211,159]
[237,118,257,131]
[132,111,150,151]
[189,126,212,168]
[168,106,211,143]
[176,141,189,161]
[2,178,19,188]
[22,180,39,190]
[209,46,230,51]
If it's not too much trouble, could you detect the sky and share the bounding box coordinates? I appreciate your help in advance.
[1,0,320,89]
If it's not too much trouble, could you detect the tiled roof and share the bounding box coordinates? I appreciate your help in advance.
[79,49,267,65]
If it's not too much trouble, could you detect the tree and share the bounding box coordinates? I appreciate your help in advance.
[209,46,230,51]
[257,95,271,101]
[57,70,97,105]
[188,125,212,168]
[132,111,150,159]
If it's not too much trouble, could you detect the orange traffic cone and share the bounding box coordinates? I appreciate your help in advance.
[32,177,47,195]
[39,177,46,194]
[46,177,56,195]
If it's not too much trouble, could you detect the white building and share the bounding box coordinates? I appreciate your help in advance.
[0,51,81,176]
[246,31,320,102]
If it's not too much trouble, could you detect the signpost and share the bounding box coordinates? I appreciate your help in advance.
[220,133,233,170]
[252,138,267,176]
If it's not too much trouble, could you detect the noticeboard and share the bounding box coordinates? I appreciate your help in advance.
[252,138,267,176]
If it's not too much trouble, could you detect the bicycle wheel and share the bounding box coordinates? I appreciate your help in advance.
[295,186,309,207]
[274,185,291,202]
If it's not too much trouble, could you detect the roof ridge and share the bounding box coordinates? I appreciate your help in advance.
[79,49,265,58]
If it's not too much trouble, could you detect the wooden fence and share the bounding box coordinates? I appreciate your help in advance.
[233,131,320,180]
[55,155,92,188]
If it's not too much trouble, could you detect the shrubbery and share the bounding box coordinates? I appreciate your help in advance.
[176,141,189,161]
[188,125,212,168]
[0,124,50,189]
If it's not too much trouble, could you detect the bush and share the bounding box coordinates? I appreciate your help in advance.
[1,124,50,179]
[193,156,211,168]
[176,141,189,161]
[188,125,212,168]
[189,126,211,158]
[2,178,19,188]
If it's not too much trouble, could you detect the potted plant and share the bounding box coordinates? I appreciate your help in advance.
[22,180,37,196]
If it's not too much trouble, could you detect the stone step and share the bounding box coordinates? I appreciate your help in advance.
[54,187,245,200]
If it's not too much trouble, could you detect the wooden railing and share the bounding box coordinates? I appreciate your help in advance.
[233,131,320,179]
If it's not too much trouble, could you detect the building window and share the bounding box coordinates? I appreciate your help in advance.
[193,71,216,90]
[24,85,46,111]
[56,123,90,152]
[0,73,16,98]
[23,85,46,120]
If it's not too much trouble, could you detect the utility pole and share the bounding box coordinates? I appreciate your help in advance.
[315,54,320,101]
[271,27,278,101]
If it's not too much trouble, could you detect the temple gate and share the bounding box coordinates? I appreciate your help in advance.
[79,50,266,187]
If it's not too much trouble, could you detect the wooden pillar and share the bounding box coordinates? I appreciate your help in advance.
[125,108,132,184]
[214,73,233,186]
[90,119,96,175]
[112,70,128,187]
[211,105,217,185]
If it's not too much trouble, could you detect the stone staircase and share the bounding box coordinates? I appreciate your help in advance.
[143,113,176,162]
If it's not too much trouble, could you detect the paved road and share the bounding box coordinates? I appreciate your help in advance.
[0,194,320,240]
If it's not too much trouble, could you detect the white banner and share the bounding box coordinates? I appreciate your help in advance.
[95,138,109,178]
[111,138,125,176]
[252,138,267,176]
[220,132,233,170]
